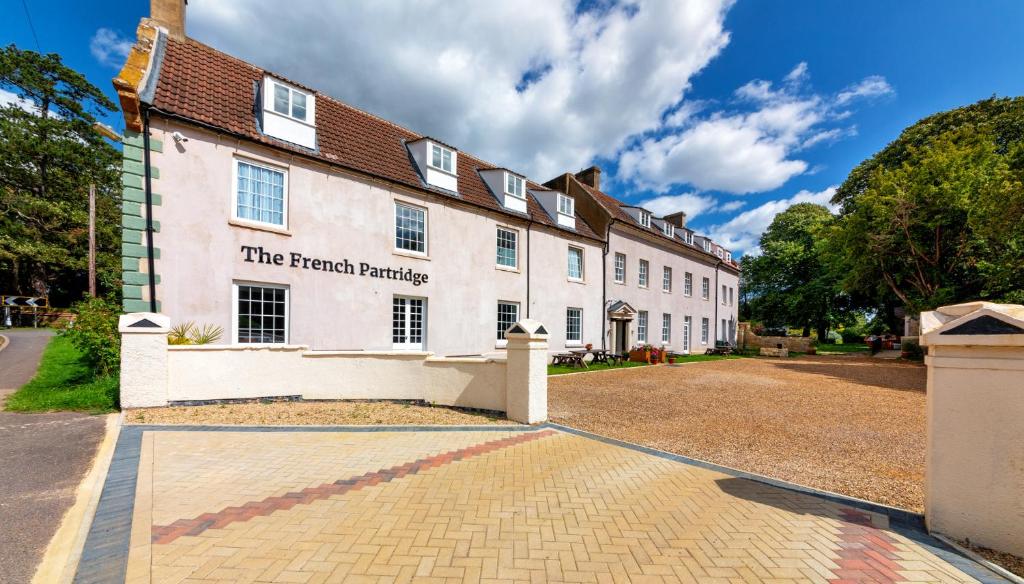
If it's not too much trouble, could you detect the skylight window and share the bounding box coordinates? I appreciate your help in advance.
[430,144,454,173]
[505,173,525,199]
[557,194,574,216]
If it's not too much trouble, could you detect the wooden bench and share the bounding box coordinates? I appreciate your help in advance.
[552,352,587,368]
[704,342,735,356]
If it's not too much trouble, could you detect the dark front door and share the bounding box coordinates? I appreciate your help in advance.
[615,320,628,353]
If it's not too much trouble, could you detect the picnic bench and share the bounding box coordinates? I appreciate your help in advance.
[552,352,587,368]
[704,341,735,356]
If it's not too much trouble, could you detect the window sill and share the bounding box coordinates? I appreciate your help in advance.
[662,290,672,294]
[228,218,292,236]
[638,285,648,289]
[613,281,625,286]
[427,164,458,178]
[496,265,520,273]
[568,277,585,284]
[393,249,430,261]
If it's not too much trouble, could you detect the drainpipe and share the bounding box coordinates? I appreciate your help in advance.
[142,108,158,313]
[713,259,722,343]
[601,220,613,350]
[525,219,532,318]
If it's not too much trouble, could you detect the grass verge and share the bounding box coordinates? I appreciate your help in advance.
[548,360,650,376]
[816,343,869,355]
[4,335,118,413]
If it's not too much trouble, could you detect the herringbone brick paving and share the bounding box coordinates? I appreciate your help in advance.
[124,429,984,583]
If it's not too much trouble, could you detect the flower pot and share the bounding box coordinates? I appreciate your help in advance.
[668,356,676,364]
[628,349,651,363]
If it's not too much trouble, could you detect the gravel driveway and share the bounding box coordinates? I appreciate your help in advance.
[549,355,928,511]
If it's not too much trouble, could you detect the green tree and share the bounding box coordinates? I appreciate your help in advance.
[830,98,1024,312]
[0,45,122,304]
[741,203,847,340]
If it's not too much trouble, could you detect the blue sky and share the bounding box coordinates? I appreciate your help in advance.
[3,0,1023,254]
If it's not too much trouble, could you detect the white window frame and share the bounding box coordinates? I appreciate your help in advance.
[703,240,712,253]
[702,277,710,300]
[393,295,427,351]
[505,172,526,199]
[232,281,289,345]
[232,158,288,228]
[661,313,671,345]
[557,194,575,216]
[639,212,651,228]
[269,80,313,124]
[701,318,710,344]
[429,143,455,174]
[662,266,672,293]
[565,307,583,346]
[683,316,691,353]
[394,200,428,256]
[725,251,732,263]
[637,310,648,343]
[614,253,626,284]
[567,246,584,281]
[662,223,674,237]
[716,247,724,259]
[684,272,693,297]
[496,301,520,347]
[496,227,518,269]
[638,259,649,288]
[729,287,734,306]
[722,284,728,305]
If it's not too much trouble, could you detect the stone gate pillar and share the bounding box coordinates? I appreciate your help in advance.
[920,301,1024,556]
[118,312,170,408]
[505,319,549,424]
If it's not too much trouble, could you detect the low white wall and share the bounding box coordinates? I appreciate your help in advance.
[119,313,549,423]
[167,346,507,411]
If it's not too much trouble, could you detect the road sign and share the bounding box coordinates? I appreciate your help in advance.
[1,296,49,308]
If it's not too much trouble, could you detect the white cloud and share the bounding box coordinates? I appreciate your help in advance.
[188,0,734,181]
[703,186,837,256]
[90,28,133,68]
[616,63,891,194]
[717,200,745,213]
[638,192,717,219]
[836,75,894,105]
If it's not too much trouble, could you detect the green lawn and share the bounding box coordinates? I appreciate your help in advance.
[816,343,869,355]
[4,335,118,413]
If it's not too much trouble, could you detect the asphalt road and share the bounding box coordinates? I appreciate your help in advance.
[0,329,107,584]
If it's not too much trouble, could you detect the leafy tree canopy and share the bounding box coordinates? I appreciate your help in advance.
[0,45,122,304]
[828,96,1024,312]
[741,203,852,339]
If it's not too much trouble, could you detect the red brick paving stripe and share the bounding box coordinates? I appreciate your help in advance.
[828,507,906,583]
[151,429,557,545]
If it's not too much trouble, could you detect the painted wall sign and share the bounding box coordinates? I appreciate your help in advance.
[240,245,429,286]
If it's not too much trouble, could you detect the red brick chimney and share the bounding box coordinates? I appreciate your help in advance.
[575,166,601,190]
[663,212,687,229]
[151,0,187,40]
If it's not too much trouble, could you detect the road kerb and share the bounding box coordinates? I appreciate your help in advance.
[31,412,122,584]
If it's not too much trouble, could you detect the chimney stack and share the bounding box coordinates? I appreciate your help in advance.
[664,212,687,229]
[575,165,601,190]
[151,0,187,40]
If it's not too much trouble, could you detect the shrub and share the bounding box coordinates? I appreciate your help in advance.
[168,321,224,345]
[840,330,865,344]
[902,339,924,361]
[61,296,121,376]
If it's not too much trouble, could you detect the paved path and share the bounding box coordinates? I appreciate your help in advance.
[0,329,107,584]
[76,425,1008,583]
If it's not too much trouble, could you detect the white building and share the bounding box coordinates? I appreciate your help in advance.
[113,2,739,358]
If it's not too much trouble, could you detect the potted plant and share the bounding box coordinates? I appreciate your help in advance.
[628,343,653,363]
[667,352,677,364]
[585,343,593,350]
[650,347,661,364]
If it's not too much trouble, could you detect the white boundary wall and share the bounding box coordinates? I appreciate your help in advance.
[119,313,548,423]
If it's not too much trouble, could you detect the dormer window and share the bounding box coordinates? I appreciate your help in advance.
[261,76,316,149]
[662,222,674,237]
[703,240,712,253]
[430,144,454,174]
[505,173,525,199]
[725,251,732,262]
[716,248,724,259]
[272,83,308,122]
[557,194,574,217]
[685,232,694,245]
[639,212,651,228]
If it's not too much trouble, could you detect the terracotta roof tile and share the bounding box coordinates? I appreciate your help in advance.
[150,37,600,241]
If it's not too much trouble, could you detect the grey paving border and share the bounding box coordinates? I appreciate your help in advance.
[74,423,1013,584]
